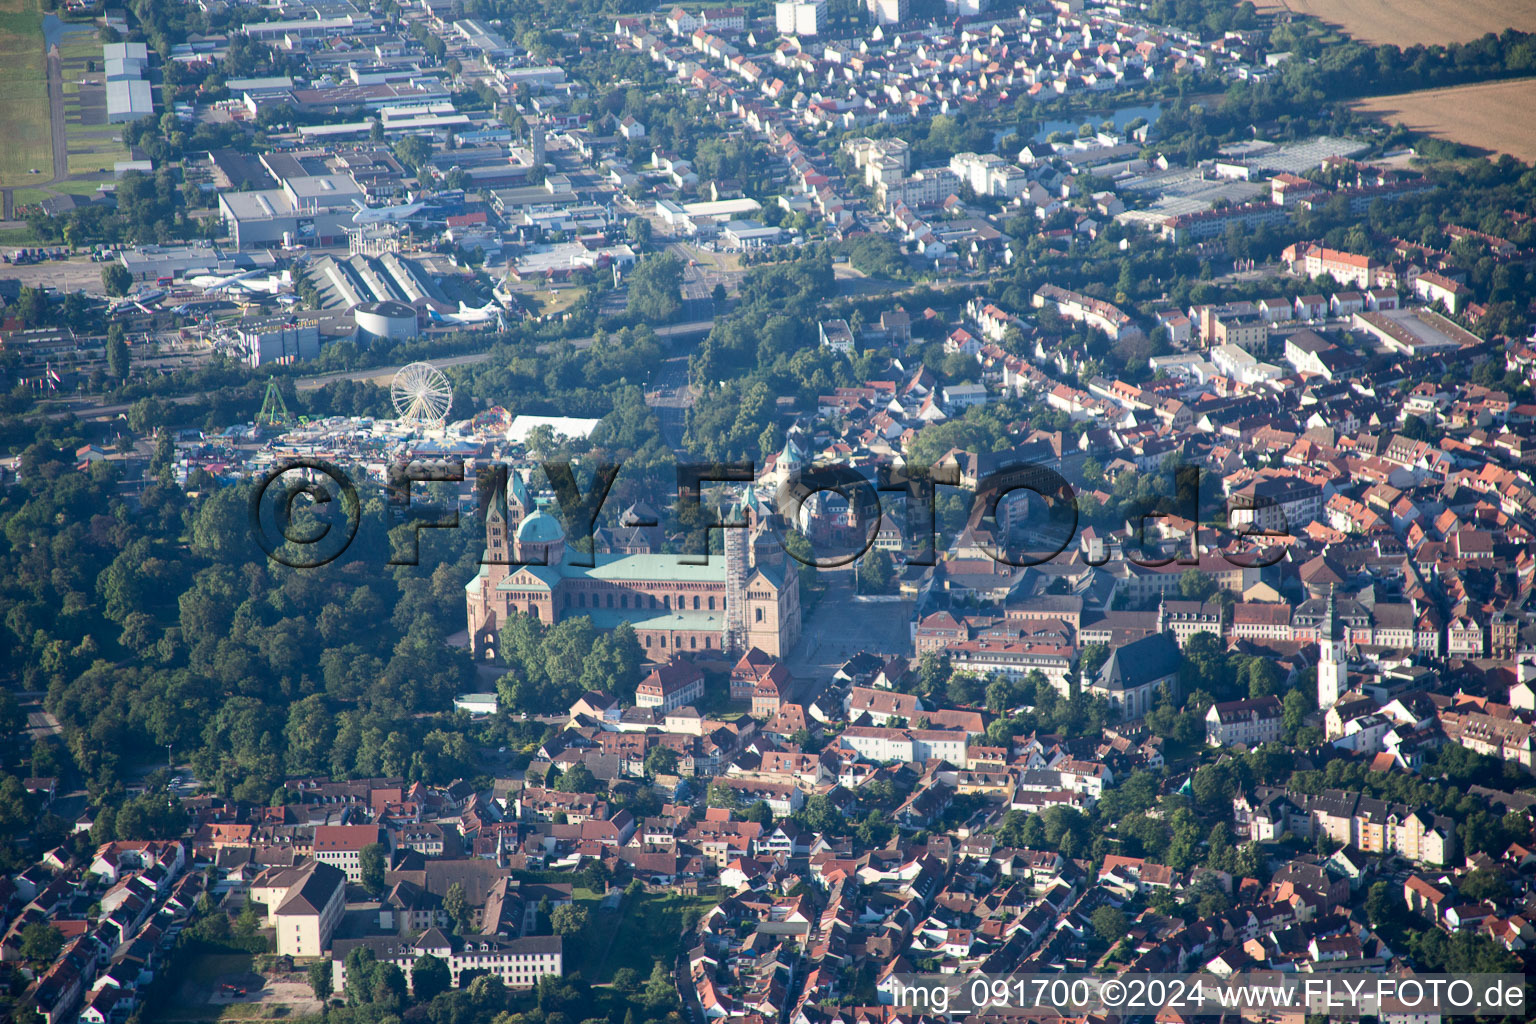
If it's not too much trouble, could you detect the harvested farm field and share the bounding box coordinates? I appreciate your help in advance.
[1251,0,1536,47]
[1350,78,1536,164]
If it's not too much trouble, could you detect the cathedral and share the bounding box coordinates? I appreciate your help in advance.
[465,473,802,663]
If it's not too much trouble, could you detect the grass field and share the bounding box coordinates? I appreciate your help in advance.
[57,27,95,60]
[13,179,103,204]
[571,888,718,982]
[66,127,125,177]
[601,890,718,978]
[0,0,51,188]
[525,288,584,316]
[1251,0,1536,47]
[1351,78,1536,163]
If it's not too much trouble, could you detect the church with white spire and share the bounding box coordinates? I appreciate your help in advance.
[1317,584,1348,710]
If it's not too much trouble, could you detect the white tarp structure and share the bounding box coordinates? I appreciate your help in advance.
[507,415,603,443]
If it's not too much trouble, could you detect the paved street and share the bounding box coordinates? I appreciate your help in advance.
[644,353,694,451]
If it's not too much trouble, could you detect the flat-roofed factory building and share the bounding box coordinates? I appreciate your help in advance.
[218,173,364,249]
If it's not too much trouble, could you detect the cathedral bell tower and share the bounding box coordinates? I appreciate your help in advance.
[723,500,751,655]
[469,470,535,661]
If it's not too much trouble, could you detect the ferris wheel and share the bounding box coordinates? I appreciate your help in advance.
[391,361,453,428]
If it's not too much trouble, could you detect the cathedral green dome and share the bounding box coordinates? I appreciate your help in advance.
[516,510,564,543]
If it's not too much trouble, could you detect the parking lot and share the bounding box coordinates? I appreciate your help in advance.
[0,251,122,294]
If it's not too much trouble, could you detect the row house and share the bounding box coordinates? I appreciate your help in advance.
[1236,787,1454,866]
[1205,696,1284,747]
[513,788,610,824]
[839,725,968,765]
[944,639,1074,687]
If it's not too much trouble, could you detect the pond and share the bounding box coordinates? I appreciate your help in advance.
[992,103,1163,146]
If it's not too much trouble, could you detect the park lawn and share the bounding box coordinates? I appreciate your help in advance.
[582,890,718,982]
[0,226,38,244]
[524,288,583,316]
[560,884,615,972]
[0,0,51,188]
[568,885,608,922]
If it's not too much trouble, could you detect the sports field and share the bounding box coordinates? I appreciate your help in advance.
[1351,78,1536,164]
[1251,0,1536,48]
[0,0,51,188]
